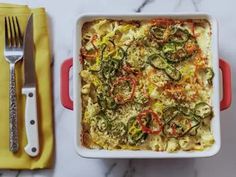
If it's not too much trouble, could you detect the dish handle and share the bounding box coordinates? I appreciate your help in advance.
[61,58,73,110]
[60,58,231,111]
[219,58,232,111]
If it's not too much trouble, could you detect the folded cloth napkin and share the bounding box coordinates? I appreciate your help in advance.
[0,4,54,169]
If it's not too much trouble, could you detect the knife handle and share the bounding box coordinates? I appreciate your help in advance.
[22,87,39,157]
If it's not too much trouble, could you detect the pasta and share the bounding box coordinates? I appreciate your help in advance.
[80,18,214,152]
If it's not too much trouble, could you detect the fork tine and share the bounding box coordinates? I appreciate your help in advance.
[12,17,19,47]
[7,17,14,47]
[15,17,23,47]
[4,17,9,47]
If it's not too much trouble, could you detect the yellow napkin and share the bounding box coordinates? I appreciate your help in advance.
[0,4,54,169]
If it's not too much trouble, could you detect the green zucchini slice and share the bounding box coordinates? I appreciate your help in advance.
[194,102,212,119]
[164,65,182,81]
[148,54,168,69]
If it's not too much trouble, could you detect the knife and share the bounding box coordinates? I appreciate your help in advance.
[22,14,39,157]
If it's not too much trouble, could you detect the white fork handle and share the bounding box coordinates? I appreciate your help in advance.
[22,87,39,157]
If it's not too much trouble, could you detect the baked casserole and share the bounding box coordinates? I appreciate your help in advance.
[80,18,214,152]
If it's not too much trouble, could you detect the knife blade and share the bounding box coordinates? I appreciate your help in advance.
[22,14,39,157]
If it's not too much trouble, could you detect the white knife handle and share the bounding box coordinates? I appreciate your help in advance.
[22,87,39,157]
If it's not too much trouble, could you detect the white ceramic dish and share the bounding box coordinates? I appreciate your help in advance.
[61,13,232,158]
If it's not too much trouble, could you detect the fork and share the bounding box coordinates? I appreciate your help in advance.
[4,16,24,153]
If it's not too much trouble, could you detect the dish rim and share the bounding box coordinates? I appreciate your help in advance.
[73,13,220,158]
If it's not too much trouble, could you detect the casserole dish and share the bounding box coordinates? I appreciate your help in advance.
[60,13,232,158]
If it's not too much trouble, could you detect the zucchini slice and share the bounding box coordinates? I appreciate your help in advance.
[165,48,188,63]
[150,26,166,42]
[102,58,120,79]
[194,102,212,119]
[148,54,168,69]
[170,28,189,43]
[162,42,188,63]
[106,97,118,110]
[97,93,117,110]
[162,106,179,123]
[205,67,214,84]
[97,116,109,132]
[162,43,176,54]
[164,65,182,81]
[127,116,149,145]
[163,112,200,138]
[178,106,193,116]
[113,47,126,60]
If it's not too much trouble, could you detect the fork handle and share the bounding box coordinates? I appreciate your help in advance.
[9,63,18,153]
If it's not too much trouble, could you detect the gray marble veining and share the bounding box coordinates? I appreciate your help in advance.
[173,0,183,11]
[135,0,155,12]
[191,0,201,11]
[105,163,117,177]
[0,0,236,177]
[122,160,135,177]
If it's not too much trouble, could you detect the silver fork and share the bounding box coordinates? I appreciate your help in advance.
[4,16,24,153]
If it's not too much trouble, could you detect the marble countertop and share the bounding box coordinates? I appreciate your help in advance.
[1,0,236,176]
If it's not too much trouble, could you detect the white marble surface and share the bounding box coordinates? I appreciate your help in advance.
[0,0,236,176]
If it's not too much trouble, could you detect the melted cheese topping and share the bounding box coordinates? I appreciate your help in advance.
[80,18,214,152]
